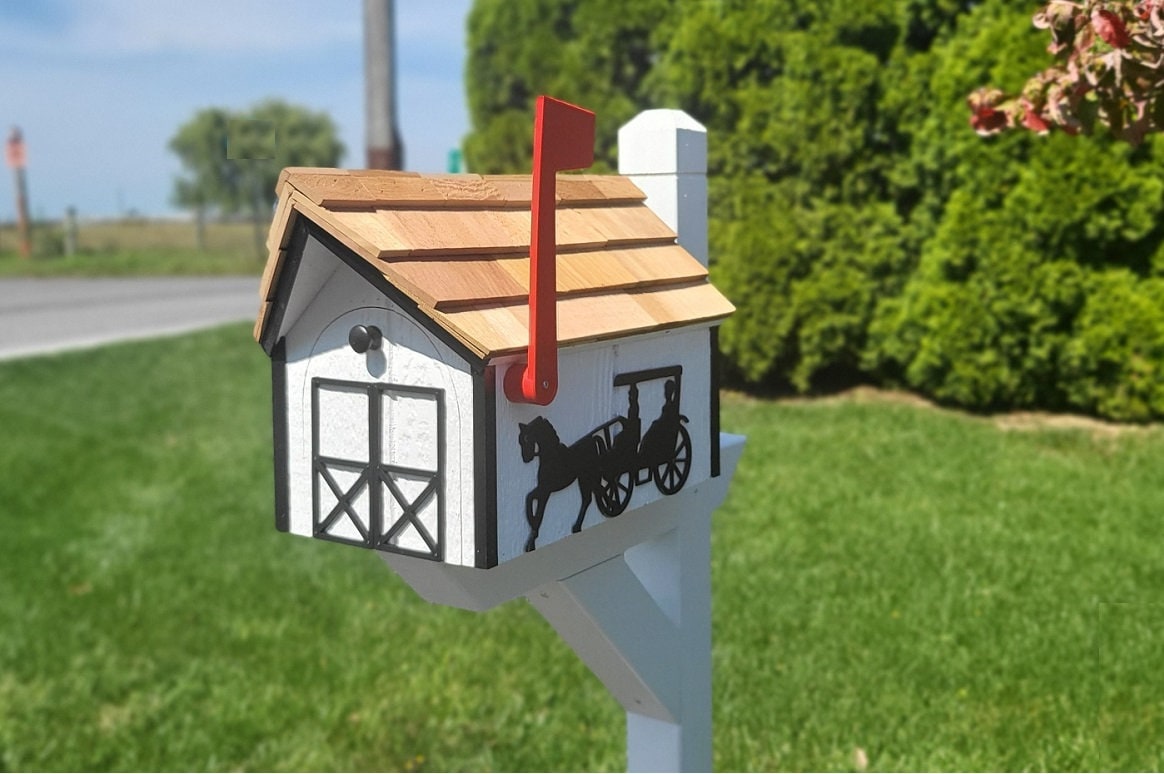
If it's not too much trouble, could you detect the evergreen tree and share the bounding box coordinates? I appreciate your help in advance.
[463,0,1164,419]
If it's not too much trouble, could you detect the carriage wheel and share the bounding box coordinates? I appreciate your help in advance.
[599,469,634,517]
[652,424,691,495]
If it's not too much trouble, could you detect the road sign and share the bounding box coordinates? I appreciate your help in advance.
[6,128,26,169]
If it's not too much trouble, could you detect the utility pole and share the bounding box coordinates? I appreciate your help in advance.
[6,127,31,258]
[364,0,404,170]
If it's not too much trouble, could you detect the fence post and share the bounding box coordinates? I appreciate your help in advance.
[618,110,708,267]
[64,207,78,257]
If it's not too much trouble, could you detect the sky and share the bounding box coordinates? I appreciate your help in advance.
[0,0,473,220]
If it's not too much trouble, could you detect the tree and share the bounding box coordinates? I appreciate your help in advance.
[463,0,1164,419]
[463,0,674,173]
[169,99,344,252]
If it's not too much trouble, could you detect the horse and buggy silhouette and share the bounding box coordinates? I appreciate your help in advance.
[516,366,693,552]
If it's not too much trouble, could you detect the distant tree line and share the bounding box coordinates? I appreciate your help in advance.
[464,0,1164,421]
[169,99,343,254]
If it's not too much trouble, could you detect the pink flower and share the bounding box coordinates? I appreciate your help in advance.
[1092,8,1132,48]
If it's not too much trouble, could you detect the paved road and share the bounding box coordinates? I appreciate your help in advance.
[0,277,259,362]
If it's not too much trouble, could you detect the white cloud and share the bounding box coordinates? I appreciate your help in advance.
[1,0,361,58]
[0,1,471,60]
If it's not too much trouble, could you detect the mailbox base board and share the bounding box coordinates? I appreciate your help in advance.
[379,433,743,610]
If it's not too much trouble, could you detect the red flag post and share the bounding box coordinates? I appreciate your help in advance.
[6,127,31,259]
[504,96,596,405]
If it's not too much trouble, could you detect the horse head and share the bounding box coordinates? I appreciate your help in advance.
[518,420,538,463]
[518,416,557,464]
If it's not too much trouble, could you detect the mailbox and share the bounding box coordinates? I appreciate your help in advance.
[253,102,742,772]
[255,124,733,569]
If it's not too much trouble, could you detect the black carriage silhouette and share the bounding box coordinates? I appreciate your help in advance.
[517,366,692,551]
[593,366,692,516]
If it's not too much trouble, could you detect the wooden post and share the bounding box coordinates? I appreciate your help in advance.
[363,108,734,772]
[382,435,745,771]
[6,127,31,259]
[364,0,404,169]
[618,110,708,267]
[64,207,78,257]
[526,486,720,771]
[194,205,206,252]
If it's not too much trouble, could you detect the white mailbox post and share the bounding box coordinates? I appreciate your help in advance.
[254,104,742,772]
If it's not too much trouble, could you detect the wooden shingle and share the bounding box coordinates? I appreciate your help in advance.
[255,169,733,358]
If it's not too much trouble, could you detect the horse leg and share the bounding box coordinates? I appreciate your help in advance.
[572,482,592,534]
[525,489,544,552]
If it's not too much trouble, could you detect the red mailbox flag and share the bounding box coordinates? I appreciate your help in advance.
[504,96,596,406]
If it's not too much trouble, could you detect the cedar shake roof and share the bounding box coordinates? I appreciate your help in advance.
[255,168,734,359]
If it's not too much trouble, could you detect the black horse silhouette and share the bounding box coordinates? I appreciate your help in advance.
[517,416,603,552]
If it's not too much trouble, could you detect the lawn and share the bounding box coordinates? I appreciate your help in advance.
[0,219,263,277]
[1,325,1163,771]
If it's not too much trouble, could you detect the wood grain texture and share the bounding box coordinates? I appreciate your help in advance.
[373,208,528,256]
[279,170,647,210]
[255,168,732,352]
[260,249,288,302]
[433,283,734,358]
[576,204,676,246]
[266,193,293,255]
[288,193,382,259]
[316,205,675,259]
[253,300,271,341]
[378,244,708,311]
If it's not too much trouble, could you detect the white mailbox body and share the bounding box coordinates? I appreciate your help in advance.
[255,169,734,569]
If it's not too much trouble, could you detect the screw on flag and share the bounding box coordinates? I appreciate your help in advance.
[6,127,26,169]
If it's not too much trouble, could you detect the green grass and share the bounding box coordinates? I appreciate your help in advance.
[1,326,1163,770]
[0,249,263,278]
[0,220,264,276]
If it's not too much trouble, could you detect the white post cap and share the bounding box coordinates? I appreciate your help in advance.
[618,109,707,176]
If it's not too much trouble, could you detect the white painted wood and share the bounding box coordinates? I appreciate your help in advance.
[492,327,712,565]
[283,245,477,565]
[527,553,682,722]
[380,434,743,609]
[273,132,732,769]
[274,234,341,343]
[618,109,709,266]
[624,486,713,771]
[626,714,688,772]
[618,109,707,175]
[380,434,744,772]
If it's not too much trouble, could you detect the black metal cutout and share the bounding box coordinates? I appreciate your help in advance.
[311,377,445,561]
[517,366,692,552]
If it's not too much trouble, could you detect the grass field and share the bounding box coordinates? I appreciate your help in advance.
[0,219,264,277]
[2,325,1163,771]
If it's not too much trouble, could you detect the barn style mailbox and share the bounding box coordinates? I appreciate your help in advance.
[254,113,733,573]
[255,100,742,770]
